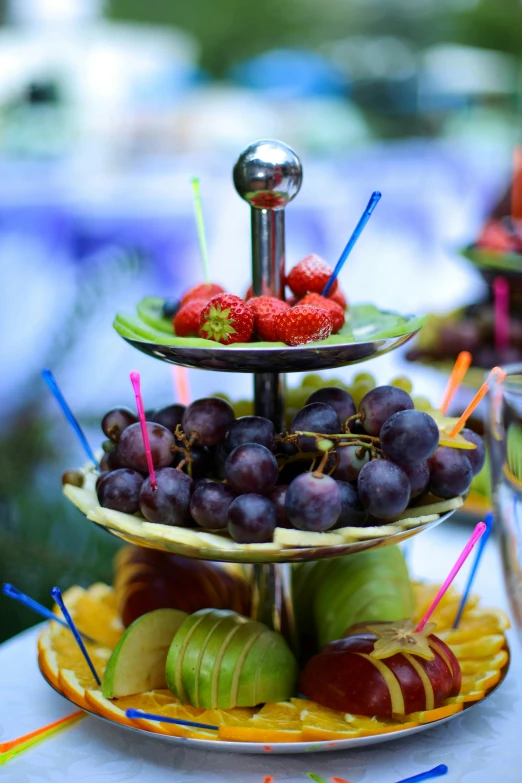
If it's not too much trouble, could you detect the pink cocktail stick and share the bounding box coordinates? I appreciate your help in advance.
[415,521,487,632]
[130,371,157,490]
[171,366,191,406]
[493,276,510,352]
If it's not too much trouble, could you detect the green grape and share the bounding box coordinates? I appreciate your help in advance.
[412,395,433,412]
[352,372,376,387]
[301,374,324,389]
[233,399,254,418]
[350,381,373,407]
[390,376,413,394]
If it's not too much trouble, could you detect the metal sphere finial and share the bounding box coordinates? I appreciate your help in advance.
[233,140,302,209]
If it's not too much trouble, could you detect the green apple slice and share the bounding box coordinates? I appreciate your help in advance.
[181,611,232,707]
[165,610,211,702]
[102,608,188,699]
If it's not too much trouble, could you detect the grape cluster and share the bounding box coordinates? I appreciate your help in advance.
[85,380,484,543]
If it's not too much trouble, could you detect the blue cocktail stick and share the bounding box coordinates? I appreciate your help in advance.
[453,511,494,628]
[125,709,218,731]
[50,587,101,686]
[2,583,98,644]
[393,764,448,783]
[322,190,382,297]
[42,369,99,468]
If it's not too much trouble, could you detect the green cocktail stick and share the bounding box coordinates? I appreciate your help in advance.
[191,177,210,284]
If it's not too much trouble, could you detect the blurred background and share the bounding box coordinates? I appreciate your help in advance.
[1,0,521,642]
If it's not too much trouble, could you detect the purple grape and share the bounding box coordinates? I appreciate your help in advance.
[359,386,413,436]
[285,472,341,531]
[227,494,277,543]
[328,444,370,482]
[428,447,473,499]
[139,467,194,526]
[269,485,291,528]
[224,443,278,495]
[182,397,235,446]
[224,416,276,454]
[460,428,486,476]
[290,403,341,452]
[380,410,439,466]
[95,472,109,490]
[97,468,143,514]
[162,299,180,319]
[305,387,356,426]
[152,404,186,434]
[173,445,213,480]
[357,460,410,519]
[107,445,129,470]
[102,407,137,442]
[99,453,111,472]
[119,422,174,473]
[401,461,430,499]
[190,482,236,529]
[335,480,367,528]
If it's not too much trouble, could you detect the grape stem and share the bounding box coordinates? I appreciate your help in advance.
[344,412,362,432]
[312,448,330,478]
[293,430,380,443]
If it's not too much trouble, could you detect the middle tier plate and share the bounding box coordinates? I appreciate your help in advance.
[114,301,424,373]
[64,471,464,564]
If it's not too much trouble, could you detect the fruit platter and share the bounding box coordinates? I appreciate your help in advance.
[37,545,511,754]
[33,140,511,760]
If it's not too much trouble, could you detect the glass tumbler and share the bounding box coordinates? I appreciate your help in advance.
[486,364,522,644]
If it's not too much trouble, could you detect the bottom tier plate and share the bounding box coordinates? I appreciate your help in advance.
[40,659,509,755]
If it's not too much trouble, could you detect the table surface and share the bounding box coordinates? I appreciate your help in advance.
[1,522,521,783]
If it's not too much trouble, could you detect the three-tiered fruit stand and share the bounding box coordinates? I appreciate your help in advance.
[56,141,507,753]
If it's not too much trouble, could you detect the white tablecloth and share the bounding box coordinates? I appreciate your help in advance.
[1,523,521,782]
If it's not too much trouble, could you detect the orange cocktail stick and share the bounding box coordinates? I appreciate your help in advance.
[448,367,505,438]
[439,351,472,414]
[0,711,83,754]
[171,365,191,406]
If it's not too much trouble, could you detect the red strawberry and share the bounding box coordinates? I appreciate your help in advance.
[328,287,347,310]
[300,293,345,333]
[245,282,273,300]
[275,305,333,346]
[200,294,254,344]
[247,296,290,341]
[180,282,225,307]
[174,298,207,337]
[286,254,337,297]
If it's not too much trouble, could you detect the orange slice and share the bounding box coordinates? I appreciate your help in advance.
[257,701,300,721]
[58,669,93,709]
[218,725,303,743]
[446,690,485,705]
[393,702,463,723]
[459,650,509,675]
[461,670,501,693]
[449,635,505,659]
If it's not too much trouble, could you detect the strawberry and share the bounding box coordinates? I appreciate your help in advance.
[275,305,333,346]
[299,292,345,333]
[174,298,207,337]
[328,287,347,310]
[200,294,254,344]
[286,254,337,297]
[180,282,225,307]
[247,296,290,341]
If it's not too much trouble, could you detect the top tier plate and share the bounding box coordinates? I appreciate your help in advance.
[114,299,424,374]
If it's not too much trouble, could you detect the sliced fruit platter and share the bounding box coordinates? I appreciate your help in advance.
[38,545,510,754]
[113,257,424,372]
[62,372,484,563]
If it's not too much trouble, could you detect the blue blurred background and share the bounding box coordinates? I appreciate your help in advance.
[0,0,520,641]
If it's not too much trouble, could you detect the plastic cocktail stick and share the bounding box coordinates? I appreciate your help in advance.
[2,583,98,644]
[0,711,84,754]
[191,176,210,284]
[511,145,522,221]
[392,764,448,783]
[416,522,486,632]
[453,511,494,628]
[493,276,510,352]
[322,191,381,296]
[171,365,190,406]
[448,367,505,438]
[50,587,101,686]
[307,774,328,783]
[125,709,218,730]
[439,351,472,414]
[41,369,99,468]
[0,714,85,767]
[130,371,157,490]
